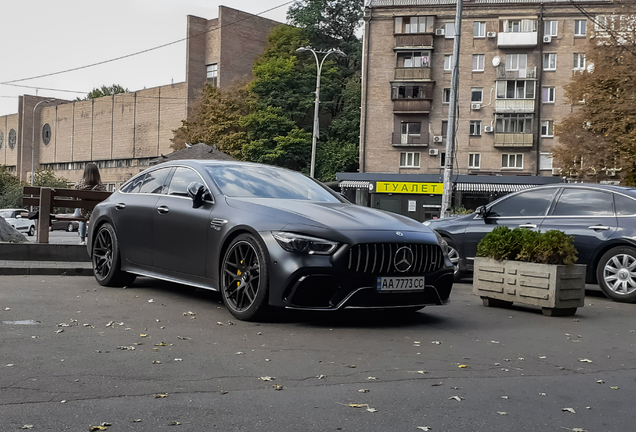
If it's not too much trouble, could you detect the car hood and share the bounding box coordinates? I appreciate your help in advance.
[425,213,475,228]
[225,197,428,232]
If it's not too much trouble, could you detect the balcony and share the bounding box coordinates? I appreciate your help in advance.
[495,99,535,113]
[394,67,432,80]
[497,32,538,48]
[393,99,431,113]
[496,66,537,80]
[394,34,433,48]
[392,132,429,147]
[494,132,534,147]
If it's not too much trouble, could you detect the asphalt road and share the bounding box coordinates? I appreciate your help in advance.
[27,230,82,245]
[1,277,634,432]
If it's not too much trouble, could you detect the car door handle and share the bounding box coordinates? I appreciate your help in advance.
[115,203,126,210]
[518,224,537,229]
[157,206,169,214]
[588,225,610,230]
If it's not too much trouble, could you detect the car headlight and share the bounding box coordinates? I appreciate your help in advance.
[432,229,450,258]
[272,232,339,255]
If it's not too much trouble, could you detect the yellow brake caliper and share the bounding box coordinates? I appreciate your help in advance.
[237,260,243,287]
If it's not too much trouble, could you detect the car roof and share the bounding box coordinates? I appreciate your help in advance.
[1,208,27,212]
[531,183,636,194]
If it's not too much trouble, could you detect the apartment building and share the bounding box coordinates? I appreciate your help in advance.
[340,0,614,219]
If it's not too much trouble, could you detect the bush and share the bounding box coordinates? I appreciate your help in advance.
[477,226,578,265]
[449,205,473,215]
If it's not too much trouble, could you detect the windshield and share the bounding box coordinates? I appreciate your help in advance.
[0,211,13,218]
[206,165,340,202]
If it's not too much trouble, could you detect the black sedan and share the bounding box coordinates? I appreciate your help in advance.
[425,183,636,303]
[87,161,454,320]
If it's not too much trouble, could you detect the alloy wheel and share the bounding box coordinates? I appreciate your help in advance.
[447,245,460,275]
[93,228,114,281]
[223,241,261,312]
[603,253,636,296]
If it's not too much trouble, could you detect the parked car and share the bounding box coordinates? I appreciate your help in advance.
[87,160,454,321]
[0,208,35,236]
[424,183,636,303]
[50,215,79,232]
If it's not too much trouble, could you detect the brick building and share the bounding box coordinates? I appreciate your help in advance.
[339,0,614,220]
[0,7,280,190]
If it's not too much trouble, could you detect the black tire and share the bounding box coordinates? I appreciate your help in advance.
[28,225,35,236]
[67,223,75,232]
[220,233,270,321]
[446,239,465,282]
[596,246,636,303]
[92,223,136,287]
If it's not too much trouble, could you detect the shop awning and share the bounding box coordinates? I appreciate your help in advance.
[455,183,539,193]
[340,180,371,189]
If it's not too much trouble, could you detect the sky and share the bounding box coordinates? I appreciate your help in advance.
[0,0,291,116]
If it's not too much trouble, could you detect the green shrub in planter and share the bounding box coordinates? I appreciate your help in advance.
[477,226,578,265]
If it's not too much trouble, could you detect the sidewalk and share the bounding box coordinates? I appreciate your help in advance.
[0,259,93,276]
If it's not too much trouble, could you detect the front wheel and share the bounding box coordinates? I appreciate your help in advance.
[597,246,636,303]
[67,223,75,232]
[92,223,136,287]
[446,240,465,282]
[28,226,35,236]
[221,233,270,321]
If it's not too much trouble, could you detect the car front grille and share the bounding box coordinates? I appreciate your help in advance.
[347,243,444,275]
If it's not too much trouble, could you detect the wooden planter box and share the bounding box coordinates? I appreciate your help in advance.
[473,257,586,316]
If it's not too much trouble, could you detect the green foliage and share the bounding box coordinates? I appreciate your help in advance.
[0,167,69,209]
[0,183,24,209]
[449,205,473,215]
[78,84,128,100]
[31,168,69,188]
[287,0,364,44]
[477,226,578,265]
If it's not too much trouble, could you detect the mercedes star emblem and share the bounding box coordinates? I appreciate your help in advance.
[394,246,414,273]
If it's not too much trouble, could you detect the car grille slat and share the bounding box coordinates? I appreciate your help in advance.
[347,242,444,275]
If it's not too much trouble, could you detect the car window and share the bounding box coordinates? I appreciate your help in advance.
[614,193,636,216]
[0,210,13,219]
[138,168,171,194]
[120,175,147,194]
[488,189,555,217]
[167,167,204,197]
[552,189,614,216]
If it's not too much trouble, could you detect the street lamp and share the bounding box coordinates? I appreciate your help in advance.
[31,99,55,186]
[296,46,346,178]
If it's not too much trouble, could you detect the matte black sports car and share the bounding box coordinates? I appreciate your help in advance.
[88,161,454,320]
[425,183,636,303]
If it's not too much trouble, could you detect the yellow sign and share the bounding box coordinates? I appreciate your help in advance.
[375,182,443,195]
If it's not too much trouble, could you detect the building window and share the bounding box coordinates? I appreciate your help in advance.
[495,114,533,132]
[401,122,422,144]
[394,16,435,34]
[444,55,453,71]
[541,120,554,137]
[474,22,486,37]
[544,20,558,36]
[206,64,218,86]
[397,51,431,68]
[441,121,448,137]
[42,124,52,146]
[443,88,451,104]
[471,88,483,103]
[502,154,524,169]
[445,22,455,38]
[543,53,557,71]
[542,87,556,103]
[400,152,420,168]
[496,80,535,99]
[469,153,481,169]
[472,54,485,71]
[540,152,553,170]
[0,131,3,150]
[505,54,527,71]
[503,19,536,33]
[392,83,428,99]
[469,120,482,136]
[8,129,16,149]
[440,152,446,167]
[574,19,587,36]
[573,53,586,70]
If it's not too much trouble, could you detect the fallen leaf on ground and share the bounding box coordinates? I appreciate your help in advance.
[367,376,377,380]
[448,396,463,401]
[539,392,547,396]
[273,384,284,390]
[20,426,33,430]
[140,334,148,338]
[367,408,378,413]
[260,376,275,381]
[155,342,167,347]
[596,380,605,384]
[106,321,114,327]
[610,386,619,390]
[152,361,162,364]
[183,311,196,316]
[458,365,468,368]
[539,356,547,359]
[431,341,442,345]
[416,428,431,431]
[3,307,10,311]
[418,371,427,374]
[501,396,509,399]
[57,323,70,327]
[117,346,135,350]
[174,358,183,362]
[221,390,228,395]
[359,389,369,393]
[177,336,190,340]
[348,365,356,368]
[579,359,593,363]
[498,412,507,415]
[562,408,576,413]
[133,419,142,422]
[431,382,443,387]
[6,364,14,367]
[168,421,181,426]
[235,352,244,355]
[148,299,155,303]
[217,322,224,326]
[55,329,64,334]
[491,341,500,344]
[317,375,326,379]
[154,393,168,398]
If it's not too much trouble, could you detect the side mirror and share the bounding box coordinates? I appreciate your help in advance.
[476,205,487,217]
[187,182,212,209]
[338,192,351,203]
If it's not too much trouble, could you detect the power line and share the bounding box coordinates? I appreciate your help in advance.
[0,1,293,87]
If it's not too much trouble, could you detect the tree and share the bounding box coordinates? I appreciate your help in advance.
[554,8,636,183]
[76,84,129,101]
[0,166,69,209]
[287,0,364,45]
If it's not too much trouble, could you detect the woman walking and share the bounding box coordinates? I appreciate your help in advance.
[74,163,106,245]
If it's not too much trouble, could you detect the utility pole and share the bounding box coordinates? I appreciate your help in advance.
[440,0,464,218]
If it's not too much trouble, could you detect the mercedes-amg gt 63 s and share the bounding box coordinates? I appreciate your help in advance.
[88,161,454,321]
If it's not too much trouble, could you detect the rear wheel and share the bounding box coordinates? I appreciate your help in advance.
[92,223,136,287]
[67,223,75,232]
[221,234,270,321]
[597,246,636,303]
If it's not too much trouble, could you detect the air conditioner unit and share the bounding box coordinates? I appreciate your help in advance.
[552,168,561,175]
[486,32,497,38]
[484,126,494,133]
[433,135,443,143]
[429,149,439,156]
[543,35,552,43]
[470,103,481,110]
[435,28,445,36]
